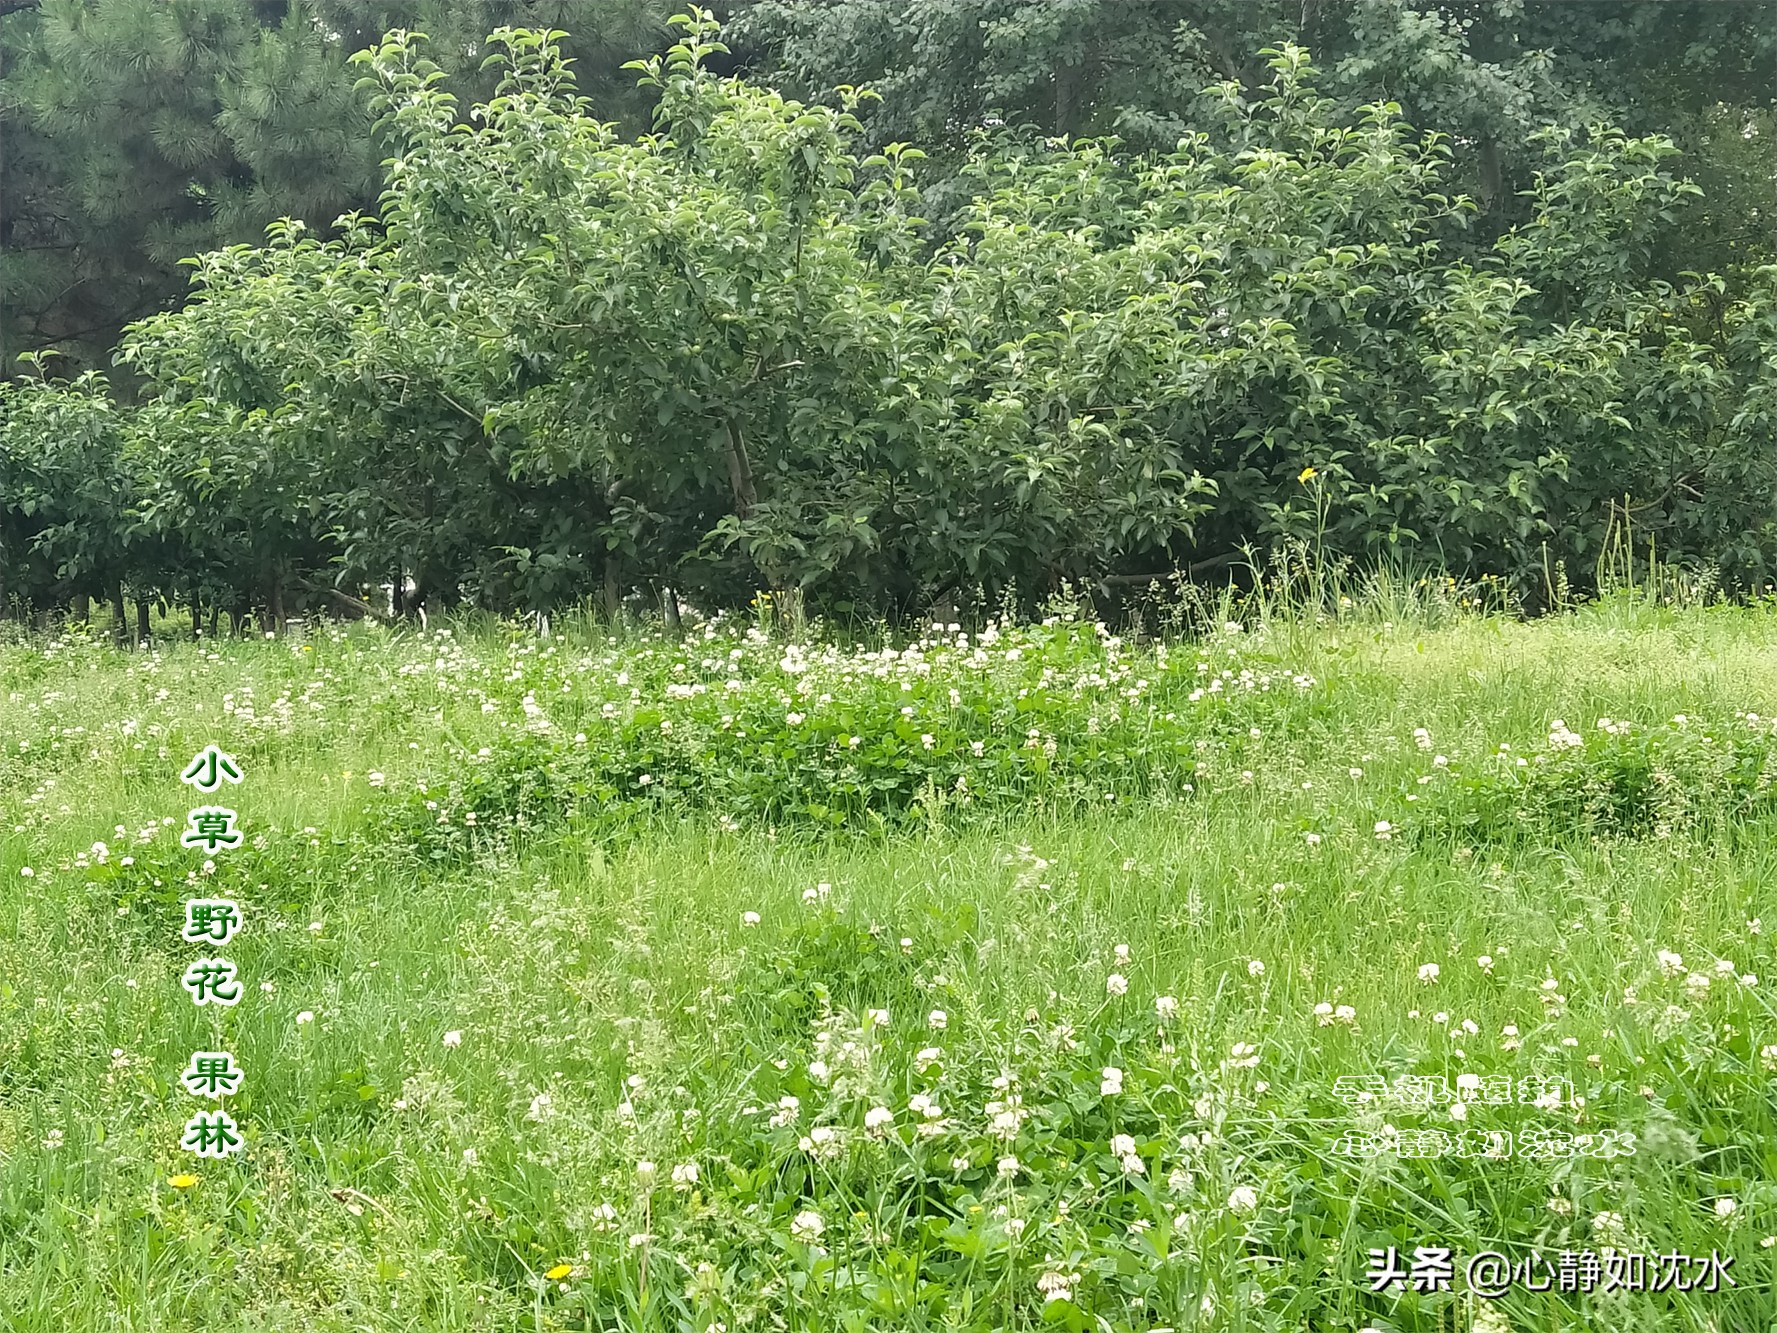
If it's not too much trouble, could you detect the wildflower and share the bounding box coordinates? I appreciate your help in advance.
[1036,1270,1076,1303]
[527,1092,553,1121]
[1548,1197,1573,1217]
[1114,943,1131,964]
[1106,972,1129,996]
[635,1161,658,1187]
[545,1263,573,1281]
[742,911,760,926]
[1227,1185,1258,1214]
[168,1173,198,1189]
[1314,1001,1335,1025]
[864,1106,894,1132]
[791,1210,824,1243]
[296,1010,314,1025]
[997,1155,1020,1179]
[443,1029,463,1048]
[1227,1041,1259,1068]
[1100,1066,1124,1096]
[769,1095,800,1127]
[1418,962,1440,983]
[366,772,386,788]
[928,1009,948,1030]
[1111,1133,1137,1156]
[1247,959,1265,977]
[1122,1153,1146,1176]
[671,1162,698,1189]
[914,1046,943,1073]
[1155,995,1179,1020]
[1657,950,1684,976]
[1715,1197,1738,1218]
[1373,820,1393,840]
[1335,1004,1356,1024]
[1476,954,1493,973]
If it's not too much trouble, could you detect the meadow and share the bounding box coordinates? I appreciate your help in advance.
[1,586,1774,1332]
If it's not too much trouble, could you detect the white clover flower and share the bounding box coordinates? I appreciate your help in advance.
[1418,962,1440,983]
[928,1009,948,1030]
[635,1160,658,1187]
[1715,1197,1738,1217]
[442,1029,463,1048]
[864,1106,894,1132]
[769,1095,800,1128]
[671,1161,698,1189]
[996,1155,1020,1179]
[1106,972,1129,996]
[1155,995,1179,1020]
[1036,1270,1075,1303]
[1227,1185,1258,1214]
[1657,950,1684,976]
[1111,1133,1136,1156]
[1100,1066,1124,1096]
[1247,959,1265,977]
[790,1210,824,1243]
[742,910,760,926]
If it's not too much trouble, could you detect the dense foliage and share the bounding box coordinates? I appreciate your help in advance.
[1,9,1774,628]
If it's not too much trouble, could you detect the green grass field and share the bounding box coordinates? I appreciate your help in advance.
[2,592,1774,1332]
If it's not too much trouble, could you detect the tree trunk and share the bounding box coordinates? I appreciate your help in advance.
[190,590,202,639]
[774,586,805,635]
[270,575,286,636]
[663,584,682,634]
[209,605,221,639]
[602,565,622,621]
[111,584,127,644]
[135,598,150,647]
[73,593,90,624]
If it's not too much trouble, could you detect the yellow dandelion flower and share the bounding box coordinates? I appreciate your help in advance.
[1298,466,1318,483]
[545,1263,573,1281]
[168,1174,199,1189]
